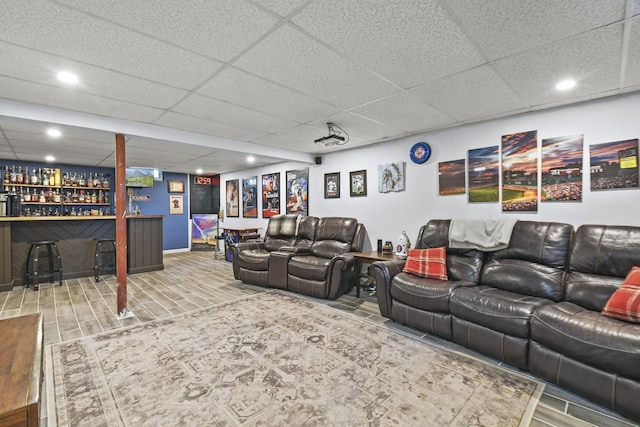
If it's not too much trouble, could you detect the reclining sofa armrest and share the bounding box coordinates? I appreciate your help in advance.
[231,240,266,279]
[370,259,406,318]
[324,253,357,300]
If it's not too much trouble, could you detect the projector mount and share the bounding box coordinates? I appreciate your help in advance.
[314,123,349,146]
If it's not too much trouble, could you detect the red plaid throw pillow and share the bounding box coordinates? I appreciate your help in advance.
[402,247,448,281]
[602,266,640,323]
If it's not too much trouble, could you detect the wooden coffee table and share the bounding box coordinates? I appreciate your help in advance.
[353,251,405,297]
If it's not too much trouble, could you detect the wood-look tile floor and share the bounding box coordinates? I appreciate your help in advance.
[1,251,638,427]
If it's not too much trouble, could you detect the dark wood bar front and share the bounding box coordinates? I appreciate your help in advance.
[0,215,163,291]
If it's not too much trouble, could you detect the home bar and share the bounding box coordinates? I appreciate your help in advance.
[0,215,164,292]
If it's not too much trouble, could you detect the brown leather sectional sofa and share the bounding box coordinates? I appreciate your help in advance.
[231,214,366,300]
[371,219,640,421]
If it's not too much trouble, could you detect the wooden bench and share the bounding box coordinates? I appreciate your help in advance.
[0,313,44,427]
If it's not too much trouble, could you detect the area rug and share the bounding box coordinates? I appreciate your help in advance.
[50,291,543,426]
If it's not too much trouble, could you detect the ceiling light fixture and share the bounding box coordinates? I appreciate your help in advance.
[247,156,255,163]
[196,168,203,174]
[57,71,79,84]
[555,79,576,91]
[46,128,62,138]
[314,123,349,146]
[45,155,55,162]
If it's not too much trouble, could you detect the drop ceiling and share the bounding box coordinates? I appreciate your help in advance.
[0,0,638,174]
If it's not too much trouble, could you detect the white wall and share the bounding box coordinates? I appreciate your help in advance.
[220,92,640,251]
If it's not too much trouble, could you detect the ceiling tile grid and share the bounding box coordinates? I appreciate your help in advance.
[291,0,486,89]
[494,24,624,107]
[408,64,529,121]
[0,0,638,173]
[233,24,401,109]
[196,67,341,123]
[445,0,626,60]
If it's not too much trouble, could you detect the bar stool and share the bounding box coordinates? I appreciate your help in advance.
[24,240,63,290]
[94,238,116,282]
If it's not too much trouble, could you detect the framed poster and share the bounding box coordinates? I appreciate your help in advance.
[169,195,183,215]
[501,130,539,212]
[167,180,184,193]
[324,172,340,198]
[242,176,258,218]
[350,170,367,197]
[590,138,638,191]
[262,172,280,217]
[225,179,239,217]
[286,168,308,215]
[191,214,219,251]
[541,134,583,202]
[378,162,405,193]
[468,146,499,203]
[438,159,466,196]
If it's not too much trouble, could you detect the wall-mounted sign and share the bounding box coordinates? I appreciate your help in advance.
[131,194,151,202]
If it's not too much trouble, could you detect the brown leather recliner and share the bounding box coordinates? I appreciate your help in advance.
[449,220,574,370]
[231,214,300,286]
[372,219,484,340]
[529,224,640,421]
[286,217,365,300]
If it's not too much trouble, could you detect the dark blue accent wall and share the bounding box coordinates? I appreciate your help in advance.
[128,172,189,250]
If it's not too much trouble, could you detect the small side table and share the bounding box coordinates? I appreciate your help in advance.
[353,251,405,298]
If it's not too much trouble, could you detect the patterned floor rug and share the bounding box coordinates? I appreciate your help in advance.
[50,291,543,426]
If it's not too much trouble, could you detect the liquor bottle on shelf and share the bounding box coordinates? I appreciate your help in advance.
[23,167,29,185]
[16,166,23,184]
[98,190,104,204]
[78,173,86,187]
[53,189,61,203]
[103,174,110,188]
[30,167,38,185]
[91,191,97,204]
[9,166,17,184]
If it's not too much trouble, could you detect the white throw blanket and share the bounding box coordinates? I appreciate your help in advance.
[448,218,518,251]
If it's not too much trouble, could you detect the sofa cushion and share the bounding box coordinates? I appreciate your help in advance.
[450,285,554,338]
[480,221,573,301]
[531,302,640,382]
[602,266,640,323]
[237,249,271,271]
[566,225,640,311]
[390,272,469,313]
[288,255,331,281]
[403,247,448,280]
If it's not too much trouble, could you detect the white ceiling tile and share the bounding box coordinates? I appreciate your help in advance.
[126,137,216,156]
[0,76,164,123]
[0,0,222,89]
[634,0,640,15]
[56,0,279,62]
[197,67,341,123]
[234,24,400,108]
[172,93,300,133]
[0,42,188,109]
[350,93,456,133]
[153,112,267,142]
[624,16,640,87]
[409,65,528,121]
[292,0,485,89]
[446,0,625,60]
[251,124,329,152]
[494,25,624,107]
[252,0,309,17]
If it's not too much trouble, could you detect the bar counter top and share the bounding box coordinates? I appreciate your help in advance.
[0,214,163,222]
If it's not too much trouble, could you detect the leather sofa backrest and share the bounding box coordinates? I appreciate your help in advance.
[417,219,484,283]
[481,221,573,301]
[310,217,358,259]
[351,223,366,252]
[294,216,319,250]
[263,214,299,251]
[566,224,640,311]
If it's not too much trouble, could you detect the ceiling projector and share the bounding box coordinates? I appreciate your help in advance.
[314,123,349,146]
[314,134,346,146]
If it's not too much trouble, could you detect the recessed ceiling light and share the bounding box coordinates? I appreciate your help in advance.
[247,156,255,163]
[555,79,576,91]
[57,71,79,84]
[196,168,203,174]
[45,155,55,162]
[47,128,62,138]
